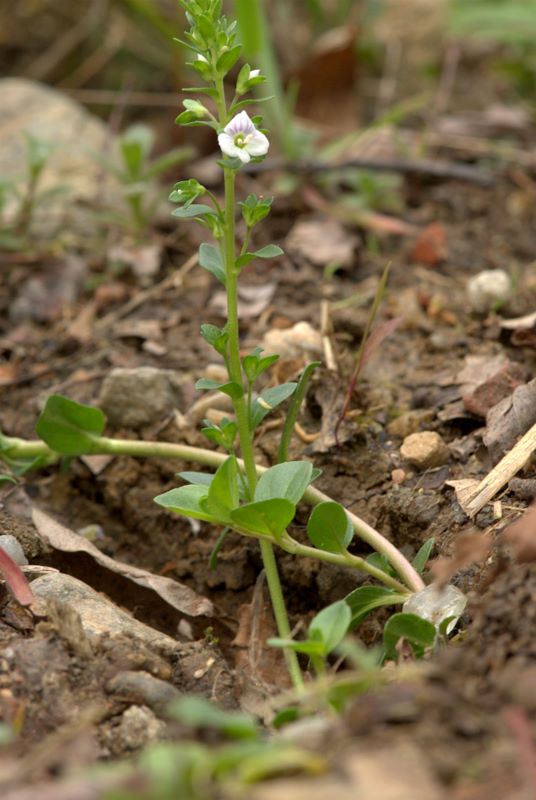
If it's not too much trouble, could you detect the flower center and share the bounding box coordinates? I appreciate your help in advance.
[234,133,250,149]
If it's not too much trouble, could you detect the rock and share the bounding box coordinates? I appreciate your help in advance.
[98,367,186,429]
[467,269,511,313]
[387,409,434,438]
[106,670,181,716]
[0,78,119,239]
[400,431,450,470]
[0,534,28,565]
[261,321,322,361]
[30,573,180,656]
[462,361,526,418]
[116,705,166,750]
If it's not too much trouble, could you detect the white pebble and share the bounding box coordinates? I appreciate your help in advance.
[467,269,510,313]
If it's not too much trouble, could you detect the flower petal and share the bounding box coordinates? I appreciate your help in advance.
[246,130,269,157]
[237,149,251,164]
[224,110,254,137]
[218,132,240,159]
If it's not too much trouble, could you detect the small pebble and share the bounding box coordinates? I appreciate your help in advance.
[400,431,450,470]
[0,535,28,566]
[467,269,510,313]
[117,705,166,750]
[391,468,406,485]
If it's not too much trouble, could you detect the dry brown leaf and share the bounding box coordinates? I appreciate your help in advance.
[31,507,213,618]
[502,504,536,563]
[108,242,162,283]
[430,531,491,586]
[484,377,536,463]
[285,217,359,269]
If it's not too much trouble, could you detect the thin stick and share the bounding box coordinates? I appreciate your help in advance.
[463,423,536,518]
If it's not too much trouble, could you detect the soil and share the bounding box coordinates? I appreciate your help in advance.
[2,23,536,800]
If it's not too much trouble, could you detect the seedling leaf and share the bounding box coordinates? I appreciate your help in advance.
[412,537,435,575]
[204,456,239,519]
[36,395,106,455]
[383,612,437,661]
[254,461,313,505]
[307,501,353,553]
[308,600,352,655]
[344,585,406,629]
[154,484,217,523]
[230,499,295,540]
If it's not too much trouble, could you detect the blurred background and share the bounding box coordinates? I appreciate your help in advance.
[3,0,535,150]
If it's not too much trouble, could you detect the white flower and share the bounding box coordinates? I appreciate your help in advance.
[218,111,269,164]
[249,69,260,79]
[196,53,208,63]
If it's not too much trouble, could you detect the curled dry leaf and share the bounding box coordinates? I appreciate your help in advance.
[502,504,536,564]
[0,545,35,606]
[430,532,491,587]
[31,507,213,618]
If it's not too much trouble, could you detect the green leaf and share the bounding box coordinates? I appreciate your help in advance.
[236,244,284,269]
[177,471,214,487]
[242,352,279,383]
[35,395,106,455]
[277,360,321,464]
[230,499,295,540]
[254,461,313,505]
[200,322,228,354]
[199,243,226,285]
[216,43,243,75]
[344,585,406,629]
[120,124,154,178]
[383,612,437,662]
[172,203,215,219]
[365,551,396,575]
[144,146,194,179]
[250,383,297,429]
[412,537,435,575]
[309,600,352,655]
[306,501,353,553]
[203,456,239,519]
[169,695,258,740]
[154,484,216,523]
[267,637,327,656]
[195,378,244,401]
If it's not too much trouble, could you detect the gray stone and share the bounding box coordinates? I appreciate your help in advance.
[0,534,28,565]
[0,77,119,238]
[106,670,181,716]
[30,573,180,656]
[98,367,186,429]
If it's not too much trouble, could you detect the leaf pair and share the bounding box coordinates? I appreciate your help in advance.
[155,459,316,542]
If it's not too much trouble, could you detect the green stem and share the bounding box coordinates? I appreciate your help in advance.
[215,78,303,691]
[4,436,424,593]
[279,535,410,595]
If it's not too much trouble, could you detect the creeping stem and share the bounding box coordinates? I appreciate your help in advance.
[5,435,424,593]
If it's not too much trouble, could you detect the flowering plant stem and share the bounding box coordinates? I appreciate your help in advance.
[5,435,424,596]
[215,82,304,691]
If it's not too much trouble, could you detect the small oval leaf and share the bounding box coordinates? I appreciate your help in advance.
[307,501,353,553]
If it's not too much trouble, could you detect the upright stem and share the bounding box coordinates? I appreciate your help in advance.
[216,79,303,691]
